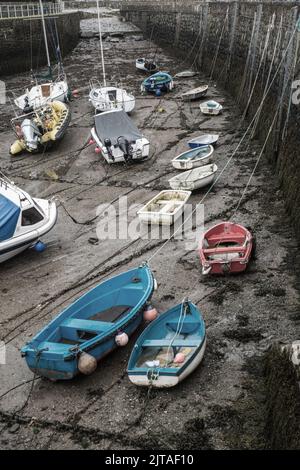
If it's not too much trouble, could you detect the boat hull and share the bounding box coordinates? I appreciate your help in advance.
[14,81,69,111]
[21,266,155,380]
[89,87,135,113]
[169,166,217,191]
[138,190,191,226]
[172,145,214,170]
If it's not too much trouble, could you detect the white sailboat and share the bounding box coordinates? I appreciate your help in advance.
[14,0,69,113]
[89,0,135,114]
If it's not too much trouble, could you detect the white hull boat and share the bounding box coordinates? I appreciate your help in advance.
[136,58,157,73]
[14,80,69,113]
[200,100,223,115]
[89,85,135,114]
[137,190,191,226]
[181,85,208,102]
[175,70,198,78]
[91,109,150,164]
[0,178,57,263]
[172,145,214,170]
[169,164,218,191]
[188,134,219,148]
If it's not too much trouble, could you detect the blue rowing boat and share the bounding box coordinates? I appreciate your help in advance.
[127,300,206,388]
[21,264,155,381]
[141,72,174,95]
[188,134,219,149]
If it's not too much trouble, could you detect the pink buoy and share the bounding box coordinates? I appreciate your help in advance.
[95,147,101,154]
[89,138,95,145]
[115,332,129,346]
[174,353,185,364]
[143,304,158,322]
[72,89,79,96]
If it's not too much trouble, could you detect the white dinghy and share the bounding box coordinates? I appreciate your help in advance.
[200,100,223,115]
[91,109,150,164]
[181,85,208,102]
[172,145,214,170]
[89,1,135,114]
[0,178,57,263]
[169,164,218,191]
[138,190,191,226]
[136,58,157,73]
[14,1,69,112]
[175,70,198,78]
[188,134,219,148]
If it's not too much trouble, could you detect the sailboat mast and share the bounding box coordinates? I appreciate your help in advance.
[96,0,107,87]
[39,0,51,70]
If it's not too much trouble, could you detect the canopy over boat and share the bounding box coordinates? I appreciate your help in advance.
[0,194,20,242]
[127,300,206,388]
[94,109,142,146]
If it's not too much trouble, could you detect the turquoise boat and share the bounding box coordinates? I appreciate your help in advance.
[141,72,174,94]
[127,300,206,388]
[21,264,155,381]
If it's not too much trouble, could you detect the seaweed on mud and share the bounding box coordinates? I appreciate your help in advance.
[264,345,300,449]
[224,328,263,343]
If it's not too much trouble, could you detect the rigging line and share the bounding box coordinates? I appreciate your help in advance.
[250,14,283,140]
[209,7,229,83]
[147,20,299,266]
[237,12,257,104]
[242,13,275,120]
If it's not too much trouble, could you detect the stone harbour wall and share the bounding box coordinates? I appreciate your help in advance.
[121,1,300,243]
[0,11,80,76]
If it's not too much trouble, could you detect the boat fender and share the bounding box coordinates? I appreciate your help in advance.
[78,351,97,375]
[155,89,162,97]
[89,138,95,145]
[115,332,129,346]
[95,147,101,154]
[34,241,46,253]
[174,352,185,364]
[144,303,158,322]
[202,265,212,276]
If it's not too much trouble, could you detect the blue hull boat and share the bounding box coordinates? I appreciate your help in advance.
[127,300,206,388]
[141,72,174,94]
[188,134,219,149]
[21,264,155,380]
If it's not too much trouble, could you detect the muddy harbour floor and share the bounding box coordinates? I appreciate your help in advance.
[0,10,299,450]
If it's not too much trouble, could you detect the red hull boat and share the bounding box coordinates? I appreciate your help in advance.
[199,222,253,275]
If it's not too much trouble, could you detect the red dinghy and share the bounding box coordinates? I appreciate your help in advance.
[199,222,253,275]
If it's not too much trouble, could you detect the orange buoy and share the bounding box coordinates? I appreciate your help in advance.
[115,332,129,346]
[143,303,158,322]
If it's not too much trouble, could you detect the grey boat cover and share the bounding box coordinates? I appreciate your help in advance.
[94,110,143,146]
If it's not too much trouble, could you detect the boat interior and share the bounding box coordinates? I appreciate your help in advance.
[145,192,188,214]
[177,146,210,161]
[39,281,146,348]
[135,319,200,370]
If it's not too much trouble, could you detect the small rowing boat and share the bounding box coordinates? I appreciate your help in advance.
[141,72,174,95]
[136,58,157,73]
[137,190,191,226]
[169,164,218,191]
[181,85,208,101]
[172,145,214,170]
[21,264,155,380]
[188,134,219,148]
[200,100,223,115]
[199,222,253,275]
[175,70,198,78]
[127,299,206,388]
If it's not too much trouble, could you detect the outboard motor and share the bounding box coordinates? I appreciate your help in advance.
[104,138,114,161]
[117,136,133,162]
[23,96,33,114]
[21,119,42,152]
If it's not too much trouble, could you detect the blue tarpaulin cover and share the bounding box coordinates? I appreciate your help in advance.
[0,194,20,242]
